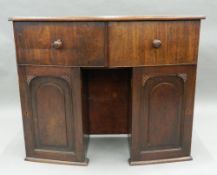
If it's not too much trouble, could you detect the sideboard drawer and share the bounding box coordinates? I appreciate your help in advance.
[108,21,200,66]
[14,22,105,66]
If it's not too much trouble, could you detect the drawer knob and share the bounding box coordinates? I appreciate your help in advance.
[152,39,162,48]
[52,39,63,49]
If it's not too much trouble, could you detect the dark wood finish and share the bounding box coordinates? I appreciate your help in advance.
[83,69,131,134]
[11,16,204,166]
[14,22,105,66]
[130,65,196,164]
[18,66,88,164]
[129,156,192,165]
[109,21,201,66]
[9,16,205,22]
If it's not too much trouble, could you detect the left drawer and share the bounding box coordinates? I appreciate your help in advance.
[13,22,106,66]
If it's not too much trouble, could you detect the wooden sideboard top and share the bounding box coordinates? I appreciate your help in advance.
[9,15,205,22]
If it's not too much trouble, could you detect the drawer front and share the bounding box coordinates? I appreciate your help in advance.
[14,22,105,66]
[108,21,200,66]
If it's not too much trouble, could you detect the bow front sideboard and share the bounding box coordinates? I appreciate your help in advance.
[9,16,205,165]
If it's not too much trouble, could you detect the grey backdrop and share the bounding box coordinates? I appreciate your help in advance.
[0,0,216,174]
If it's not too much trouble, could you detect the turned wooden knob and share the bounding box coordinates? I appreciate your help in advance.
[152,39,162,48]
[52,39,63,49]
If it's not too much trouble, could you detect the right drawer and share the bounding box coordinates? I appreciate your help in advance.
[108,21,200,66]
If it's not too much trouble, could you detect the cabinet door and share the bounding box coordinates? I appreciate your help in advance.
[130,65,196,165]
[18,66,88,165]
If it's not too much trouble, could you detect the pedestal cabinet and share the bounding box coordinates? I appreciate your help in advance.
[9,16,205,165]
[130,66,196,164]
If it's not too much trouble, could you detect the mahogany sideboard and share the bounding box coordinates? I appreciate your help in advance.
[9,16,205,165]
